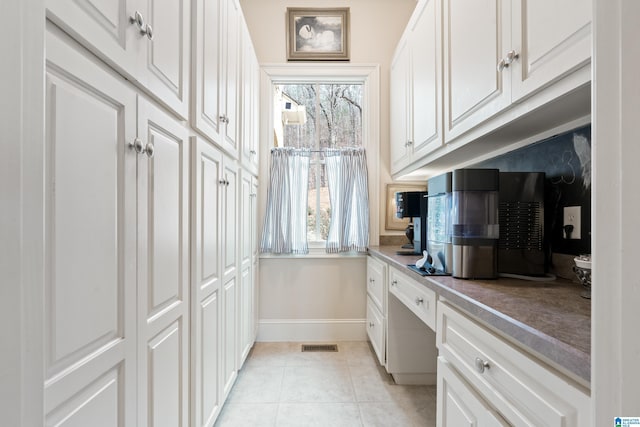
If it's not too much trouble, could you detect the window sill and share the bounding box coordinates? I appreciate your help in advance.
[259,249,368,260]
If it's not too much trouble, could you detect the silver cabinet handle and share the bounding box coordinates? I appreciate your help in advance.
[369,278,374,283]
[250,150,257,155]
[130,11,146,35]
[475,357,490,374]
[144,142,154,158]
[391,280,397,287]
[145,24,154,41]
[415,297,424,306]
[506,50,519,64]
[369,322,375,328]
[497,50,520,72]
[129,137,144,154]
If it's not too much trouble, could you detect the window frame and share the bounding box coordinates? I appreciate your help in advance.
[259,64,381,256]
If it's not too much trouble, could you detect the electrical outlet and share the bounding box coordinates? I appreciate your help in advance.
[563,206,581,239]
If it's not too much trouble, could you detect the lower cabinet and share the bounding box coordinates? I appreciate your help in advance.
[366,256,387,365]
[438,357,510,426]
[437,301,590,426]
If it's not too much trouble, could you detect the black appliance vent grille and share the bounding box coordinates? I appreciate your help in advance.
[499,201,542,250]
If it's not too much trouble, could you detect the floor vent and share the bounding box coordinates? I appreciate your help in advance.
[301,344,338,352]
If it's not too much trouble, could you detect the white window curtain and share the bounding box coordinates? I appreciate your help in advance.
[260,148,311,254]
[325,148,369,253]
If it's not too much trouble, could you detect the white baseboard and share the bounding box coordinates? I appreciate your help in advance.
[257,319,367,342]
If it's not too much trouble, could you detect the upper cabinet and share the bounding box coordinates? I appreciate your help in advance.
[391,0,591,178]
[46,0,190,119]
[240,19,260,174]
[442,0,512,141]
[510,0,591,101]
[193,0,241,158]
[442,0,591,141]
[390,0,442,175]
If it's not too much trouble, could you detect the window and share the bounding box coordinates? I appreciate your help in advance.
[274,82,363,243]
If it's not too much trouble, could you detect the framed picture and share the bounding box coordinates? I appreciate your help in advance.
[385,183,427,231]
[286,7,350,61]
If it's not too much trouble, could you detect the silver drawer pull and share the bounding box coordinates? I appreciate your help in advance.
[369,322,374,328]
[415,297,424,306]
[475,357,490,374]
[369,278,374,283]
[391,280,397,287]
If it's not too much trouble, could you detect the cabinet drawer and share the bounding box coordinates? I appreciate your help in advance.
[366,296,385,366]
[437,301,590,426]
[388,267,436,330]
[367,256,386,312]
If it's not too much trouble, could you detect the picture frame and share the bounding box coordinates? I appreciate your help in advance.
[385,183,427,231]
[286,7,350,61]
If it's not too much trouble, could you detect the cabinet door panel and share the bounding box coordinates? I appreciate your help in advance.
[223,160,238,278]
[223,0,240,154]
[438,357,510,427]
[137,97,189,427]
[199,291,222,426]
[46,0,139,77]
[390,38,411,174]
[222,277,238,396]
[411,0,442,158]
[511,0,591,101]
[444,0,511,141]
[142,0,189,118]
[44,25,137,426]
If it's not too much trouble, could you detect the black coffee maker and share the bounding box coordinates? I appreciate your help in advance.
[395,191,425,254]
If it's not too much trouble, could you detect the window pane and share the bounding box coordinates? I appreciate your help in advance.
[318,84,363,149]
[276,82,363,243]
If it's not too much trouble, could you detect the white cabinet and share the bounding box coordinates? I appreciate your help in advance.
[191,137,224,427]
[44,25,189,427]
[442,0,512,141]
[239,170,258,366]
[442,0,591,141]
[366,256,387,365]
[510,0,591,101]
[437,301,591,426]
[390,0,443,175]
[240,21,260,174]
[438,357,510,427]
[46,0,190,119]
[191,136,244,423]
[192,0,241,157]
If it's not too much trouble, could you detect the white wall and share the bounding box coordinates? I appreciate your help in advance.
[258,257,367,341]
[240,0,417,341]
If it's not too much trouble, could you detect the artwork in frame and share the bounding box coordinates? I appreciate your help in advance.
[286,7,350,61]
[385,183,427,231]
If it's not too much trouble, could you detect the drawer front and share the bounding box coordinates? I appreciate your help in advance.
[366,296,385,365]
[367,256,386,312]
[388,267,436,330]
[437,301,590,427]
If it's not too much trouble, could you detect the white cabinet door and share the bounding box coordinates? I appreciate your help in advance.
[222,276,238,397]
[443,0,511,141]
[238,170,254,366]
[410,0,443,159]
[390,38,411,174]
[191,137,224,427]
[193,0,240,157]
[138,0,190,118]
[240,23,260,174]
[136,97,189,427]
[222,0,240,155]
[438,357,510,427]
[510,0,591,101]
[46,0,189,119]
[44,25,137,427]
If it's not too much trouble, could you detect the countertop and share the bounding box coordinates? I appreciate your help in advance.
[368,246,591,386]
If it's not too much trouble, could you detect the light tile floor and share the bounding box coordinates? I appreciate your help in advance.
[214,341,437,427]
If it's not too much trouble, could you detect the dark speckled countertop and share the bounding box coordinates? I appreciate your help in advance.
[369,246,591,386]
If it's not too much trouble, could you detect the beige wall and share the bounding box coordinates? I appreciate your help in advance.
[240,0,417,237]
